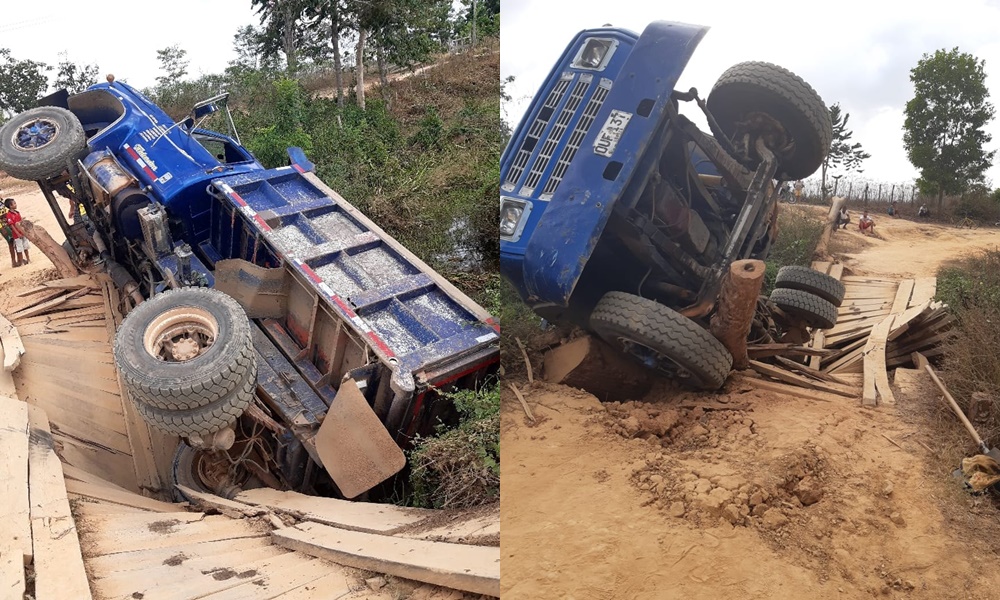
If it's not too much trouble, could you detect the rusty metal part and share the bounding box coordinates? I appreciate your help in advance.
[142,306,217,362]
[245,401,288,436]
[188,427,237,452]
[679,297,715,319]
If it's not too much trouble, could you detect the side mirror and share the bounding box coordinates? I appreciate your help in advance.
[193,103,218,119]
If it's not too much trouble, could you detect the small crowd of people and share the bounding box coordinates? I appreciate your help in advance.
[831,199,931,236]
[0,197,30,268]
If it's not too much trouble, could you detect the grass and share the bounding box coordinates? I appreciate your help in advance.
[407,380,500,509]
[763,207,825,295]
[934,250,1000,447]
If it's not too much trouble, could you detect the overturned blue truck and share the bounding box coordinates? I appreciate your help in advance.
[0,77,499,500]
[500,20,844,391]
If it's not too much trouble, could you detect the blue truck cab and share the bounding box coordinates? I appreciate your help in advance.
[0,77,499,499]
[501,20,834,390]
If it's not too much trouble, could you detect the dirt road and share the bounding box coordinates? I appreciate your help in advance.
[500,213,1000,599]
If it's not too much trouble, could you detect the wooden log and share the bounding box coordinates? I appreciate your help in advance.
[709,259,766,370]
[814,196,847,258]
[272,521,500,597]
[18,219,79,279]
[541,335,652,401]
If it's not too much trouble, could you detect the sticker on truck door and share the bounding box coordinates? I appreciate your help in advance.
[593,110,632,157]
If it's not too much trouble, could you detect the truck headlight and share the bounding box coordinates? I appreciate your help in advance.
[572,38,617,71]
[500,197,529,239]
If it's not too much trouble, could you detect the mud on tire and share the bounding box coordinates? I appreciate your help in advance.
[774,265,846,307]
[770,288,838,330]
[707,61,832,181]
[590,291,733,391]
[0,106,87,181]
[114,287,256,411]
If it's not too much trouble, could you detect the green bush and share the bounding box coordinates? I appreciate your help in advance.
[763,209,825,294]
[408,381,500,509]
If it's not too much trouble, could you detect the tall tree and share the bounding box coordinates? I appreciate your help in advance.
[54,52,99,94]
[0,49,49,119]
[903,47,995,209]
[155,45,189,86]
[821,103,870,201]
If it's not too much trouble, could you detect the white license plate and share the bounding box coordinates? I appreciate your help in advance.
[593,110,632,157]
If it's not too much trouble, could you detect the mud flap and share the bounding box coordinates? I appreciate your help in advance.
[214,259,288,318]
[315,379,406,498]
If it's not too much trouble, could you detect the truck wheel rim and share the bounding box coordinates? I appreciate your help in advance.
[13,118,60,151]
[618,337,692,381]
[143,307,218,362]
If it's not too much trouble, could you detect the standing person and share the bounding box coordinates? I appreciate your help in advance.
[793,180,805,202]
[4,198,30,266]
[0,203,14,268]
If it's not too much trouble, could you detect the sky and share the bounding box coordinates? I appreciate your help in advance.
[501,0,1000,195]
[0,1,260,90]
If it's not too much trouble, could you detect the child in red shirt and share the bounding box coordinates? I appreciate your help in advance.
[4,198,29,266]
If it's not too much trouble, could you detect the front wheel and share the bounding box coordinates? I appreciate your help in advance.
[0,106,87,180]
[707,62,832,181]
[589,292,733,390]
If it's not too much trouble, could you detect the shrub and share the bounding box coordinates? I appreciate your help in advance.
[763,208,825,294]
[408,381,500,509]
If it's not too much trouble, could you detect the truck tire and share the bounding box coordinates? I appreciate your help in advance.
[133,373,254,437]
[171,443,251,502]
[0,106,87,181]
[114,287,256,411]
[707,61,832,181]
[774,265,846,306]
[590,291,733,390]
[770,288,838,330]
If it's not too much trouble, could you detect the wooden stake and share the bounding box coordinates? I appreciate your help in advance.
[514,337,533,384]
[508,383,535,423]
[709,259,766,370]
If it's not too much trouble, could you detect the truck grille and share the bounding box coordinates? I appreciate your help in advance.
[503,74,572,192]
[541,77,612,199]
[502,73,612,199]
[521,75,591,195]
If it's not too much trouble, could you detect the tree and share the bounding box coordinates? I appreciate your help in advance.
[903,47,996,209]
[820,103,870,201]
[55,52,99,94]
[155,45,189,86]
[0,49,49,119]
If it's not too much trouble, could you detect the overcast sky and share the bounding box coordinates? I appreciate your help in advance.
[501,0,1000,193]
[1,1,260,89]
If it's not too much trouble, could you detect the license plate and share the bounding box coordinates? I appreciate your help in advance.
[593,110,632,157]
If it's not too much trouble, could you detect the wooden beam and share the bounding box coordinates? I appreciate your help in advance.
[273,521,500,597]
[25,404,92,600]
[0,397,31,564]
[64,479,180,513]
[235,488,430,534]
[862,318,894,406]
[749,360,855,397]
[0,313,24,372]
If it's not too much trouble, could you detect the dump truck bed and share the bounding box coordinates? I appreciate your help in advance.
[204,166,499,436]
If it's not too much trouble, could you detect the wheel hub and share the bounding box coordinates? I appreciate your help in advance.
[618,337,692,380]
[14,118,59,151]
[170,337,202,361]
[143,306,218,362]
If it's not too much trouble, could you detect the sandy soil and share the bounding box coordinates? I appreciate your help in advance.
[500,213,1000,599]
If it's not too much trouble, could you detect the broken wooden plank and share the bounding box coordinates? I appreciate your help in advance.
[741,375,839,402]
[0,397,31,565]
[235,488,431,534]
[774,355,851,386]
[64,478,179,513]
[25,404,93,600]
[749,360,855,397]
[273,521,500,597]
[889,279,915,315]
[0,313,25,372]
[541,335,651,401]
[747,344,829,359]
[80,514,262,557]
[8,292,75,320]
[909,277,937,307]
[862,317,894,406]
[810,261,832,275]
[828,263,844,281]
